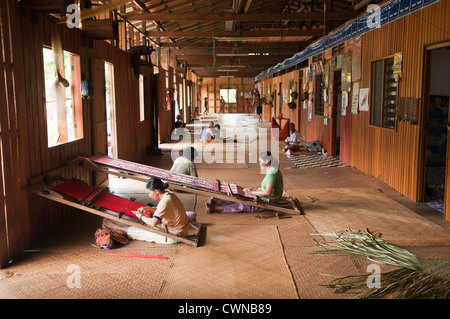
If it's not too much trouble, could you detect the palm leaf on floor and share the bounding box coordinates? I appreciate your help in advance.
[312,229,450,299]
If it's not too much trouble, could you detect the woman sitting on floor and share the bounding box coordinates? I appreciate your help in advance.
[206,151,283,213]
[103,177,189,244]
[201,121,216,144]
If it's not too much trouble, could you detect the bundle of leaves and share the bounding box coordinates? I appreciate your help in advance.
[313,229,450,299]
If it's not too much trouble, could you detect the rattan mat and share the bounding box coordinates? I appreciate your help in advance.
[287,187,450,246]
[156,224,299,299]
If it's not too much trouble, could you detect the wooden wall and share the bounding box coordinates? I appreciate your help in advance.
[256,0,449,208]
[200,77,255,113]
[0,1,157,267]
[92,41,155,161]
[352,0,450,202]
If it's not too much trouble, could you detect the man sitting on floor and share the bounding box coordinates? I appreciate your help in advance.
[283,123,301,155]
[170,146,199,177]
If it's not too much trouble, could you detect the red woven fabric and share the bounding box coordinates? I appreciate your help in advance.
[52,181,143,219]
[271,117,290,141]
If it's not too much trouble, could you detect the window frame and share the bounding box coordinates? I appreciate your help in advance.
[314,74,325,117]
[42,46,83,148]
[369,55,398,131]
[219,88,237,103]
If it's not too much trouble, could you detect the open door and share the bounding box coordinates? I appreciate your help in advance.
[421,43,450,221]
[331,70,342,156]
[91,59,116,186]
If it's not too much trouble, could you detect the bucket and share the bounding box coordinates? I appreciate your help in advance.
[186,211,196,221]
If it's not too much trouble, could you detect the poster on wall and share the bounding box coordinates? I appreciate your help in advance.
[341,55,352,92]
[324,64,329,86]
[359,88,370,111]
[342,91,348,116]
[351,82,360,114]
[394,52,403,78]
[308,101,313,122]
[352,36,362,82]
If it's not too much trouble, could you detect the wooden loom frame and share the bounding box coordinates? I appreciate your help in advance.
[28,174,204,248]
[73,155,303,215]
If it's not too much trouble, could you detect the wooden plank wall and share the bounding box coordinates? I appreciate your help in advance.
[92,41,154,161]
[0,1,158,267]
[266,72,301,119]
[0,3,92,267]
[262,70,330,150]
[200,77,255,113]
[257,0,448,204]
[352,0,450,201]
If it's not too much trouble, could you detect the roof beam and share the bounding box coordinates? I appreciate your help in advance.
[171,47,302,55]
[122,12,355,21]
[159,41,308,48]
[177,55,288,64]
[146,29,323,37]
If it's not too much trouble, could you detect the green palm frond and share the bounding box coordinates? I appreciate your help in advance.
[312,229,450,299]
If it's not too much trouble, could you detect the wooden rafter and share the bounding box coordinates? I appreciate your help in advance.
[145,29,324,37]
[122,11,355,21]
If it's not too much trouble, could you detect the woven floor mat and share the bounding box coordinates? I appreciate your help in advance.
[156,224,300,299]
[286,187,450,247]
[0,246,176,299]
[194,194,303,225]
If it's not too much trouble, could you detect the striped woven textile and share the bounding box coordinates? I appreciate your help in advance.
[89,155,256,200]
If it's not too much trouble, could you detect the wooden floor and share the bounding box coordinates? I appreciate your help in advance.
[1,114,450,303]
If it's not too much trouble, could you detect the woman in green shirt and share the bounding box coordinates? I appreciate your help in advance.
[207,151,283,213]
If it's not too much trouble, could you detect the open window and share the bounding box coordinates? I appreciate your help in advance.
[43,47,83,147]
[314,74,325,116]
[220,88,237,103]
[371,57,397,129]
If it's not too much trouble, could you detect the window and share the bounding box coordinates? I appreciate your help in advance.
[43,47,83,147]
[314,74,325,116]
[289,79,295,103]
[219,89,237,103]
[139,74,145,122]
[371,57,397,129]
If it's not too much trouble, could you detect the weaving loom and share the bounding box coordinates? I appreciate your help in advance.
[30,179,203,247]
[79,155,303,215]
[271,117,290,141]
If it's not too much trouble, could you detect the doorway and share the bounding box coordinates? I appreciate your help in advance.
[332,70,342,156]
[104,62,117,158]
[423,45,450,216]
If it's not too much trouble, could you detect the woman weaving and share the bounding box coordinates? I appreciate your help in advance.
[206,151,283,213]
[103,177,189,244]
